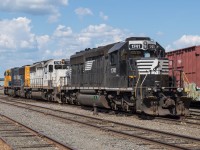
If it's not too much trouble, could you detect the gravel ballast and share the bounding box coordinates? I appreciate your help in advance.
[0,101,166,150]
[10,98,200,139]
[0,96,200,149]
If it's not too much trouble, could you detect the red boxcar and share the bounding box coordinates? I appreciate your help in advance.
[166,46,200,101]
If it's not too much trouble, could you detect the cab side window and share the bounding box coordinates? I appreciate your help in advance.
[110,51,118,66]
[49,65,53,72]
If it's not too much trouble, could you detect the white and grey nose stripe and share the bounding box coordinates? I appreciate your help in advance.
[136,59,169,75]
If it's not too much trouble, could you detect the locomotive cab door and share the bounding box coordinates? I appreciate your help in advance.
[107,50,120,88]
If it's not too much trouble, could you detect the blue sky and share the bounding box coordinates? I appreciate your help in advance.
[0,0,200,77]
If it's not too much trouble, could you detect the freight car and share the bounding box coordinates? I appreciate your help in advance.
[166,46,200,101]
[4,37,191,116]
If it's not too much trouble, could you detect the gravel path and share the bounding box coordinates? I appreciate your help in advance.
[0,90,4,95]
[0,101,165,150]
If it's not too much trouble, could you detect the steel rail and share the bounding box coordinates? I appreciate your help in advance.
[0,113,77,150]
[3,96,200,127]
[154,116,200,127]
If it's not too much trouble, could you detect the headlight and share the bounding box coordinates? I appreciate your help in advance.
[147,87,152,91]
[177,88,183,92]
[153,87,157,92]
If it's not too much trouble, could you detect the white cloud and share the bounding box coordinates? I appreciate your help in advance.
[75,7,93,17]
[80,24,127,46]
[156,31,164,36]
[0,17,36,51]
[81,24,123,37]
[53,25,72,37]
[53,49,65,57]
[99,12,108,21]
[0,18,130,75]
[48,11,61,23]
[39,24,129,59]
[165,45,172,51]
[57,23,129,51]
[0,17,41,74]
[174,35,200,47]
[166,35,200,51]
[0,0,68,22]
[36,35,50,49]
[0,34,15,50]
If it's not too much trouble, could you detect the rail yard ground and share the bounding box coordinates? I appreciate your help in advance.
[0,88,3,94]
[0,89,199,150]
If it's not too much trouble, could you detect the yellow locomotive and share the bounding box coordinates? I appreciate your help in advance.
[4,69,11,95]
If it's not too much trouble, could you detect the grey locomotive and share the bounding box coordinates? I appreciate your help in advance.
[59,37,191,116]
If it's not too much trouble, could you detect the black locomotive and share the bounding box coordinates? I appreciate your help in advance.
[59,37,191,116]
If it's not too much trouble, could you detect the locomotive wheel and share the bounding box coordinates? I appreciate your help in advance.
[111,102,118,110]
[25,93,28,99]
[123,102,129,111]
[68,97,74,104]
[61,96,67,103]
[26,93,29,99]
[47,94,51,101]
[28,93,32,99]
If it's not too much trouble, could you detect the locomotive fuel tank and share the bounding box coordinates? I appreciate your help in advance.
[77,92,110,108]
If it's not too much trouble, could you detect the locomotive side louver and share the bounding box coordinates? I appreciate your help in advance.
[85,60,95,71]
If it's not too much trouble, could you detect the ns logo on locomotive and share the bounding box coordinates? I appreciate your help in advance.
[4,37,191,116]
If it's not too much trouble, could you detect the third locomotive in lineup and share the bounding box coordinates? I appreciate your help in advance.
[4,37,192,116]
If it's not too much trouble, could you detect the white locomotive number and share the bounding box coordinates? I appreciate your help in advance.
[148,44,156,49]
[129,44,142,49]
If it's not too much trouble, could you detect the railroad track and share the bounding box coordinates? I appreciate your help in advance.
[0,113,76,150]
[0,98,200,149]
[2,94,200,127]
[153,115,200,128]
[1,94,200,128]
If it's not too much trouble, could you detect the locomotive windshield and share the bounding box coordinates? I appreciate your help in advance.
[54,60,69,69]
[129,50,155,58]
[55,65,69,69]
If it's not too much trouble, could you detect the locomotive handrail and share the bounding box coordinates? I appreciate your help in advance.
[140,73,148,100]
[134,73,140,98]
[170,69,184,88]
[59,77,64,87]
[182,71,190,84]
[59,76,69,87]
